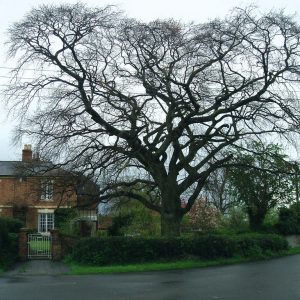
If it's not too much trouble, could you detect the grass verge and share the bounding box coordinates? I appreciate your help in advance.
[287,246,300,255]
[66,247,300,275]
[66,258,244,275]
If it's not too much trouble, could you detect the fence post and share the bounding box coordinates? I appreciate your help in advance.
[19,228,29,261]
[50,229,62,261]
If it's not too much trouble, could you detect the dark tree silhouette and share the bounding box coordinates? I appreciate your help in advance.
[5,4,300,236]
[228,142,294,230]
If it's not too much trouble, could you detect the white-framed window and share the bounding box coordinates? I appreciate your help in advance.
[38,213,54,233]
[40,179,54,201]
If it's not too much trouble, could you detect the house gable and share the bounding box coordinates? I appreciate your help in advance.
[0,145,79,232]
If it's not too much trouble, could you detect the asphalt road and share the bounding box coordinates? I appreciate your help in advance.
[1,255,300,300]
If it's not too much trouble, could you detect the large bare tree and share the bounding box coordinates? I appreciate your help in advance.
[5,4,300,236]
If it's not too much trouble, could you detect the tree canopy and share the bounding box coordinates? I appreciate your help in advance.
[228,141,294,230]
[5,4,300,236]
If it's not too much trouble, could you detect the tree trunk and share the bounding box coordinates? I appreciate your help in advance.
[248,210,267,231]
[159,179,183,237]
[161,212,182,237]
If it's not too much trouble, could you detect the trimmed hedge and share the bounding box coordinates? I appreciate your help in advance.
[233,233,288,257]
[69,233,288,265]
[0,217,23,269]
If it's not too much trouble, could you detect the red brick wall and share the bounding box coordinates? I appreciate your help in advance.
[0,177,77,207]
[0,176,78,230]
[0,207,13,218]
[26,207,38,229]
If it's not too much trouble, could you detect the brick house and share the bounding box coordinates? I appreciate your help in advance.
[0,145,98,234]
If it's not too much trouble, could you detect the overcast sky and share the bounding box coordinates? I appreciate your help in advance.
[0,0,300,160]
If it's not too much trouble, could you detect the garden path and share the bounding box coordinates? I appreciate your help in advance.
[5,260,70,276]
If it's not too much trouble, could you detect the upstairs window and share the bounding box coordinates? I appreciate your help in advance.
[40,179,54,201]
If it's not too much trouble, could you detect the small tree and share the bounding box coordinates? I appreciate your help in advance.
[203,168,236,214]
[228,141,293,231]
[186,198,221,232]
[108,199,160,236]
[223,206,249,232]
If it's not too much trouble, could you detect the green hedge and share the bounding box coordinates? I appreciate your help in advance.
[0,217,23,233]
[0,217,23,269]
[233,233,288,256]
[69,233,288,265]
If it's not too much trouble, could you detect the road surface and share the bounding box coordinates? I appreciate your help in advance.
[1,255,300,299]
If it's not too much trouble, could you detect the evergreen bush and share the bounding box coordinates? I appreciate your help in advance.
[277,203,300,234]
[0,217,23,269]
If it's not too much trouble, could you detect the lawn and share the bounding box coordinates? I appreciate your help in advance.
[28,240,51,252]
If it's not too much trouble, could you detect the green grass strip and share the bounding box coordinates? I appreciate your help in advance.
[287,246,300,255]
[66,255,277,275]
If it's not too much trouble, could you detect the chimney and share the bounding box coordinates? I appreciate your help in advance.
[32,152,40,161]
[22,144,32,161]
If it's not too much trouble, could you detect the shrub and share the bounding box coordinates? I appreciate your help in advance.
[55,208,78,227]
[107,207,161,237]
[55,208,80,236]
[277,203,300,234]
[260,209,279,233]
[277,207,298,234]
[69,233,287,265]
[0,217,23,269]
[222,207,249,233]
[108,214,133,236]
[60,234,78,258]
[233,233,288,257]
[0,217,23,233]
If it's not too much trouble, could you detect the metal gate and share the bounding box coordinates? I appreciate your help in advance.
[28,233,52,259]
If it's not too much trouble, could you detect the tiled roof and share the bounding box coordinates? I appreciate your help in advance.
[0,161,20,176]
[0,161,57,177]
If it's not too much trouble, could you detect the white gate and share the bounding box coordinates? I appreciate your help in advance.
[28,233,52,259]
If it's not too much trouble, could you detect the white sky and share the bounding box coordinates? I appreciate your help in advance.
[0,0,300,160]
